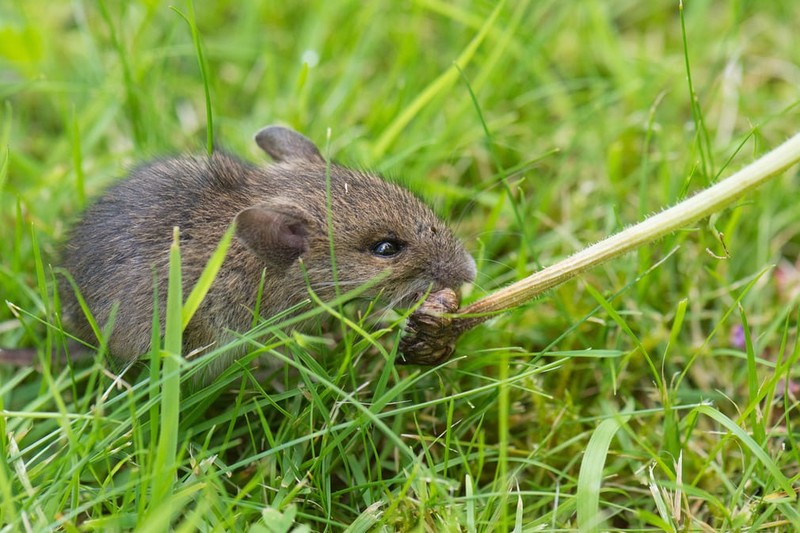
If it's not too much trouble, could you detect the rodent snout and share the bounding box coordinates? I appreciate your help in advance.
[463,254,477,283]
[431,249,477,290]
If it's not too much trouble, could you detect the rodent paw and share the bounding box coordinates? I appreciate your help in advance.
[398,288,460,365]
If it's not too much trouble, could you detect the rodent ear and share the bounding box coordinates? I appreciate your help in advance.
[254,126,324,164]
[235,205,309,267]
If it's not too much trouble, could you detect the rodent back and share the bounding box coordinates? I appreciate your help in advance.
[60,153,263,359]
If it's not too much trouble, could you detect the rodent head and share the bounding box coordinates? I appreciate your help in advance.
[235,126,476,309]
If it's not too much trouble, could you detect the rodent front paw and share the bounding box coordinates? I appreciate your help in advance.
[398,288,460,365]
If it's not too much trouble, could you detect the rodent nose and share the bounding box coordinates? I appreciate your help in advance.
[449,250,477,285]
[463,253,477,283]
[431,250,476,291]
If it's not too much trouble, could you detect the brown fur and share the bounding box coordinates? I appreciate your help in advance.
[59,126,475,380]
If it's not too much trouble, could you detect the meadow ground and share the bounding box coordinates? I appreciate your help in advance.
[2,1,800,531]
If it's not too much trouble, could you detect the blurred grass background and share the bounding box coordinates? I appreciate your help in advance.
[2,0,800,530]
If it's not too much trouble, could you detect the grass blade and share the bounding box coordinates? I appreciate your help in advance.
[371,0,505,159]
[696,405,795,501]
[97,0,145,146]
[181,223,235,329]
[149,227,183,519]
[738,304,766,447]
[0,145,8,197]
[171,0,214,154]
[576,415,630,532]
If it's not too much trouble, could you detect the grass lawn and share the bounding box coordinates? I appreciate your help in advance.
[2,1,800,530]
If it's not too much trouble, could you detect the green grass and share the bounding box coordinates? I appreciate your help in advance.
[2,1,800,530]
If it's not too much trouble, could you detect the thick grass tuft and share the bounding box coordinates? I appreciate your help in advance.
[2,1,800,530]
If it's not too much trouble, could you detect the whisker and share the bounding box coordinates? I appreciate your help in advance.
[480,257,517,268]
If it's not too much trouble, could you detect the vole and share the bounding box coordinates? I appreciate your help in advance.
[3,126,476,380]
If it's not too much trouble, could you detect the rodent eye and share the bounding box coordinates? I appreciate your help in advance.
[370,239,404,258]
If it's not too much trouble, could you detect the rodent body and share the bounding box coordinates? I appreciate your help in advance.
[60,126,475,380]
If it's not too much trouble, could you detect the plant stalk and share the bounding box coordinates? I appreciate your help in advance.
[400,132,800,363]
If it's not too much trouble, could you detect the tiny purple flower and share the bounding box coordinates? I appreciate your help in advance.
[729,325,746,350]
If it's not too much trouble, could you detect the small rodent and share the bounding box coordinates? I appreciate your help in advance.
[51,126,475,380]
